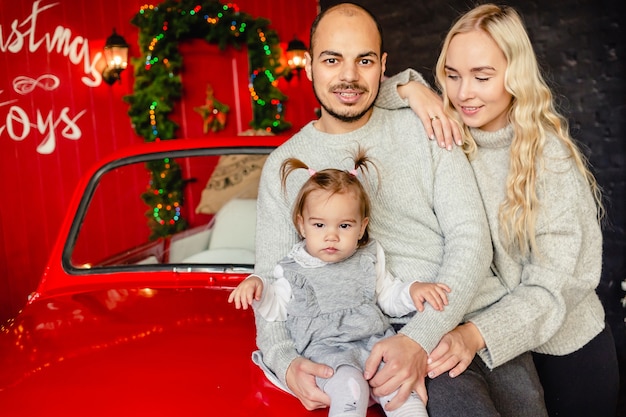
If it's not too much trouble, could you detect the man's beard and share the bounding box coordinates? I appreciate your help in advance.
[312,80,380,123]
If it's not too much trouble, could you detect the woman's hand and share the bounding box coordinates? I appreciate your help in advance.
[397,82,462,150]
[427,322,484,378]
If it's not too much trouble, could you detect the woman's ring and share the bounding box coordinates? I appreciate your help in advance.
[430,115,440,121]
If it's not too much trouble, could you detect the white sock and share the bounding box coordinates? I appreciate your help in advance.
[323,365,370,417]
[375,391,429,417]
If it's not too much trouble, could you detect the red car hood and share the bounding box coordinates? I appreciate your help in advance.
[0,286,309,417]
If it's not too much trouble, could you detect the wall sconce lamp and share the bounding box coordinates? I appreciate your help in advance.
[102,29,129,85]
[285,36,307,81]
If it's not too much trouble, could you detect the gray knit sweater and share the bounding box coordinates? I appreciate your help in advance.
[467,126,605,367]
[253,106,492,385]
[378,69,606,368]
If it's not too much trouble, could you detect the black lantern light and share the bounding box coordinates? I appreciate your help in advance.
[102,29,129,85]
[285,36,307,81]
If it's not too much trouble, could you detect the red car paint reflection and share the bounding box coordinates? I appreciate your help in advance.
[0,137,386,417]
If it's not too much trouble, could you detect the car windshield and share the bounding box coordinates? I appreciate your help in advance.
[68,149,268,271]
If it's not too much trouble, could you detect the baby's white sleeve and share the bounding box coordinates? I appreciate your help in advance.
[253,264,292,321]
[374,241,418,317]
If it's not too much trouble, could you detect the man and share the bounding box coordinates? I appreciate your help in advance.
[250,3,491,413]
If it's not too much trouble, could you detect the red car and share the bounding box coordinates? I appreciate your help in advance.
[0,137,386,416]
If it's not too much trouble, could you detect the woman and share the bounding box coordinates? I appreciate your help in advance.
[377,4,619,417]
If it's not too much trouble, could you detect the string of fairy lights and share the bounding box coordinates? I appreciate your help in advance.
[125,0,292,238]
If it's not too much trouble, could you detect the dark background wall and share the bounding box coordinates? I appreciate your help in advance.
[320,0,625,410]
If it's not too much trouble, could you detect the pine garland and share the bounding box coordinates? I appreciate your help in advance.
[124,0,291,239]
[126,0,291,139]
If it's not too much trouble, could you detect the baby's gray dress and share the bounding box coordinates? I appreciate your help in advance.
[281,240,395,373]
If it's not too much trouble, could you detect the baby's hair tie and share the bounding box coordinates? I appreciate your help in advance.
[349,168,358,176]
[308,168,317,177]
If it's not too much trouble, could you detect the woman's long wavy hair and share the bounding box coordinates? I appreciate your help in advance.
[435,3,603,256]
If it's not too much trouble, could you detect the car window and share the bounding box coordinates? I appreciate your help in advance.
[69,151,267,270]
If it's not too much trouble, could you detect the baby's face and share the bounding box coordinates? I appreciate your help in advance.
[297,189,368,263]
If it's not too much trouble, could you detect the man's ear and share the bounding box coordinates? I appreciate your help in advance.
[380,52,388,80]
[305,51,313,81]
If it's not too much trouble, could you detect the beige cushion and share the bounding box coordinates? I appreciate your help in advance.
[183,198,257,264]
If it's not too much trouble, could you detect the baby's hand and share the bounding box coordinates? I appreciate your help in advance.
[409,282,451,312]
[227,276,263,310]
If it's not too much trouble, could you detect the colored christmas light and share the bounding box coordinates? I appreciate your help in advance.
[128,0,292,239]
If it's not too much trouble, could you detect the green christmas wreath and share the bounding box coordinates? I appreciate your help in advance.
[126,0,291,140]
[124,0,291,238]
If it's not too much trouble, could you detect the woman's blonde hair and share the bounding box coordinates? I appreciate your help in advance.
[435,3,603,256]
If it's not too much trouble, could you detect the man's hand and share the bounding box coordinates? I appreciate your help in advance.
[285,357,333,410]
[427,322,484,378]
[397,82,462,150]
[364,333,428,411]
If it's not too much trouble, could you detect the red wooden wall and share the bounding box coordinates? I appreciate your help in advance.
[0,0,319,322]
